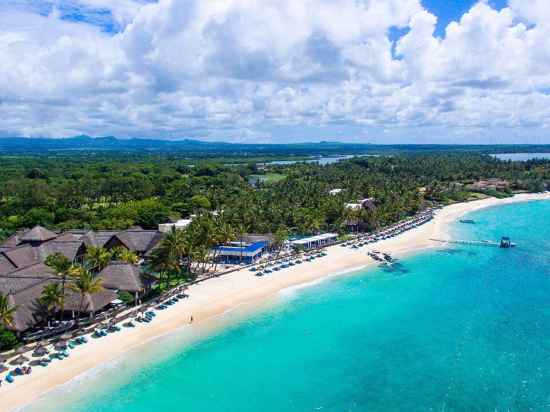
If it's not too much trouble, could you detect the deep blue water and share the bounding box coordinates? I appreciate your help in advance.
[23,201,550,412]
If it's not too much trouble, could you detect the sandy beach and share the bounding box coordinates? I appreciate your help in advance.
[2,192,549,411]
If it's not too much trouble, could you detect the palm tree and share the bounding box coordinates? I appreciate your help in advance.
[236,223,248,263]
[68,266,104,319]
[45,253,72,320]
[0,292,17,329]
[111,246,139,264]
[211,222,235,273]
[39,284,64,326]
[273,225,289,257]
[149,246,176,290]
[85,246,112,272]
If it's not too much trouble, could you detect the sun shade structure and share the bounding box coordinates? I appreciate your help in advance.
[10,355,29,365]
[289,233,338,249]
[33,345,49,357]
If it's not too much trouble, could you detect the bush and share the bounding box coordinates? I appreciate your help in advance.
[118,290,135,305]
[0,326,18,351]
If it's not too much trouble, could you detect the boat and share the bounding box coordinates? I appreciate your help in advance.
[460,219,476,224]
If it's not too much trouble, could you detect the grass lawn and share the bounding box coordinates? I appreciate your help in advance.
[249,173,287,184]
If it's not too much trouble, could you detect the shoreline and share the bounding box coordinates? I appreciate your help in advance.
[4,192,550,411]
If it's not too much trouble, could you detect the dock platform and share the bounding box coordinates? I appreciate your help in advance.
[430,238,516,248]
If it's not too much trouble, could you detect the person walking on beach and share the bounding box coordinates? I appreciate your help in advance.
[190,315,194,323]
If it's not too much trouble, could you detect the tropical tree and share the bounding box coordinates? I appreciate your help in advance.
[85,246,112,272]
[149,246,177,290]
[211,221,235,272]
[111,246,140,264]
[0,292,17,329]
[39,283,64,326]
[68,266,104,319]
[45,252,72,320]
[273,225,289,257]
[235,223,248,263]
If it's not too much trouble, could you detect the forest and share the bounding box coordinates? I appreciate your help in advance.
[1,152,548,240]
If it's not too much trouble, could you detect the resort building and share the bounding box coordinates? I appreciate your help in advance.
[469,178,509,191]
[289,233,338,250]
[98,262,156,304]
[158,219,192,233]
[103,229,164,258]
[0,262,119,334]
[345,197,376,210]
[0,225,165,335]
[214,241,268,265]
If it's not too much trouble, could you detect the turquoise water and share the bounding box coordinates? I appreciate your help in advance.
[24,201,550,411]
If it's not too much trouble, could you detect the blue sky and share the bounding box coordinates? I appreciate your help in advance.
[0,0,549,144]
[423,0,508,36]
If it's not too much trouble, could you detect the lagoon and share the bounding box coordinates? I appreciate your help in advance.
[491,153,550,161]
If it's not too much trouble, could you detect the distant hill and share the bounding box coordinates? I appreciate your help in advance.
[0,136,549,156]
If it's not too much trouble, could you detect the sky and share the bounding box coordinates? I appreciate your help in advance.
[1,0,549,144]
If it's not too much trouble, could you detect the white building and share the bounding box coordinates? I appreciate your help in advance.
[158,219,192,233]
[289,233,338,249]
[329,188,343,195]
[345,197,375,210]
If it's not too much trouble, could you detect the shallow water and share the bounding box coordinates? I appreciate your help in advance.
[23,201,550,412]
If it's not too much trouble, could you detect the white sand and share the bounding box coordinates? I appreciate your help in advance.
[2,192,549,411]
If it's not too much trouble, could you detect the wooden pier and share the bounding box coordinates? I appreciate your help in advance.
[430,237,516,248]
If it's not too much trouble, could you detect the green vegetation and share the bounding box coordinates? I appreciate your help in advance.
[0,153,548,240]
[0,293,17,330]
[249,173,287,184]
[1,148,548,340]
[0,326,18,351]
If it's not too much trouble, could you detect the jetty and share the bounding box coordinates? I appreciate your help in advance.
[430,236,516,248]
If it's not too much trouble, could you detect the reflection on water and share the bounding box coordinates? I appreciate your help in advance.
[260,154,377,166]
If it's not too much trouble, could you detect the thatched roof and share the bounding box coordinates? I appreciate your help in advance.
[81,231,119,248]
[1,244,40,269]
[0,263,59,332]
[53,232,81,242]
[19,226,58,243]
[108,230,163,254]
[0,254,17,275]
[63,288,118,314]
[0,264,59,332]
[0,231,23,249]
[0,263,57,295]
[38,240,86,262]
[97,262,147,293]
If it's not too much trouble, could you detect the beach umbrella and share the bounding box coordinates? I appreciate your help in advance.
[10,355,29,365]
[29,359,44,366]
[54,341,67,351]
[33,345,49,357]
[15,346,31,355]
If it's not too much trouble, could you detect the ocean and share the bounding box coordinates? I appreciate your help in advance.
[22,200,550,412]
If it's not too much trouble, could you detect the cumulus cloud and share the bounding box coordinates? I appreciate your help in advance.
[0,0,549,143]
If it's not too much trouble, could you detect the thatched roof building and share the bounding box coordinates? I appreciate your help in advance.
[98,262,154,293]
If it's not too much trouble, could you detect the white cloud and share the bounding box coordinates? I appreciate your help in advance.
[0,0,550,143]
